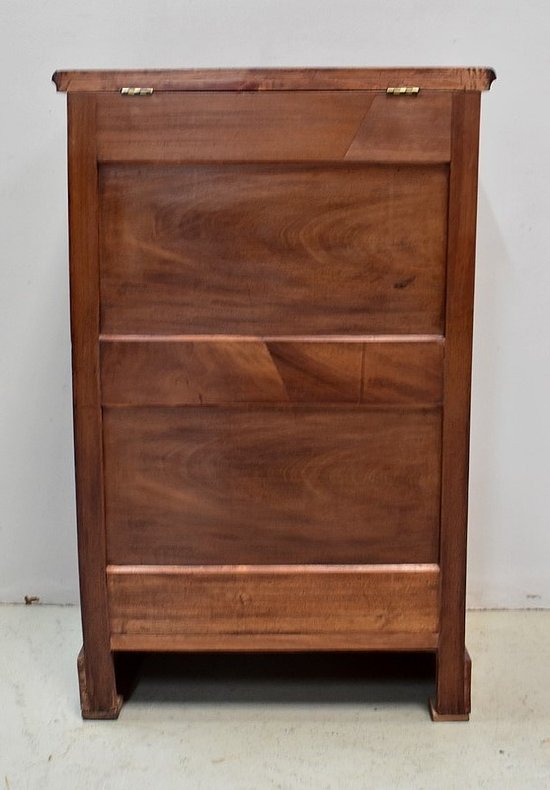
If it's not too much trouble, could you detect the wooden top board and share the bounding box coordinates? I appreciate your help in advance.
[53,67,496,93]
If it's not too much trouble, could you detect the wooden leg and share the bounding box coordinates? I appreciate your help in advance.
[77,647,123,720]
[429,648,471,721]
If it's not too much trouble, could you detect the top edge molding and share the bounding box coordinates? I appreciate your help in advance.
[52,67,496,93]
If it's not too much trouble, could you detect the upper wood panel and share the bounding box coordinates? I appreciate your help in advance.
[53,67,496,93]
[95,91,451,163]
[99,163,448,335]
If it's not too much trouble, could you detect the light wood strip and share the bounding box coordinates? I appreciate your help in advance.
[107,564,440,639]
[99,334,445,344]
[110,632,439,652]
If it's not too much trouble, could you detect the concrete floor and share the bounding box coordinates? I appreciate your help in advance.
[1,607,549,789]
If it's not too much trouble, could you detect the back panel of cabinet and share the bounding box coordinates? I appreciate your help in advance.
[97,90,449,571]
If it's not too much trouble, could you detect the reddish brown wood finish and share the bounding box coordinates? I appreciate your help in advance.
[96,92,371,163]
[432,92,481,721]
[111,632,439,652]
[53,67,496,93]
[67,94,121,719]
[99,163,448,335]
[95,92,452,163]
[345,92,452,163]
[430,649,472,721]
[361,340,444,405]
[56,68,492,720]
[107,564,440,642]
[103,406,441,565]
[100,338,444,406]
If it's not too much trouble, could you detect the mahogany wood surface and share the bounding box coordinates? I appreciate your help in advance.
[430,649,472,721]
[96,92,452,163]
[53,67,496,93]
[110,632,439,653]
[345,92,451,163]
[99,163,448,335]
[100,338,444,406]
[103,406,442,565]
[67,95,121,720]
[107,564,440,640]
[433,92,481,720]
[56,67,493,719]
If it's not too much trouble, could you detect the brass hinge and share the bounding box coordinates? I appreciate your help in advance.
[386,86,420,96]
[120,87,154,96]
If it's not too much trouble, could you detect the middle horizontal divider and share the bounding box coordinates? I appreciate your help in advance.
[100,335,444,407]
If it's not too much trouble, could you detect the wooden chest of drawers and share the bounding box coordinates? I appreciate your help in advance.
[53,67,494,720]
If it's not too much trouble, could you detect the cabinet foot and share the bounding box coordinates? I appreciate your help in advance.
[429,647,471,721]
[77,648,123,720]
[428,697,469,721]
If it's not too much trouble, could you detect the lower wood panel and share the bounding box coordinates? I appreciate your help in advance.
[107,564,440,650]
[103,406,442,565]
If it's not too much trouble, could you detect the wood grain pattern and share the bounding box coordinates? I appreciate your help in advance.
[430,649,471,721]
[361,341,444,405]
[52,67,496,93]
[346,93,451,163]
[96,92,372,163]
[99,164,448,335]
[56,69,491,718]
[100,338,444,406]
[107,564,440,640]
[95,91,451,163]
[100,339,357,404]
[67,94,121,718]
[103,406,442,565]
[110,631,439,652]
[434,92,481,719]
[259,340,361,403]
